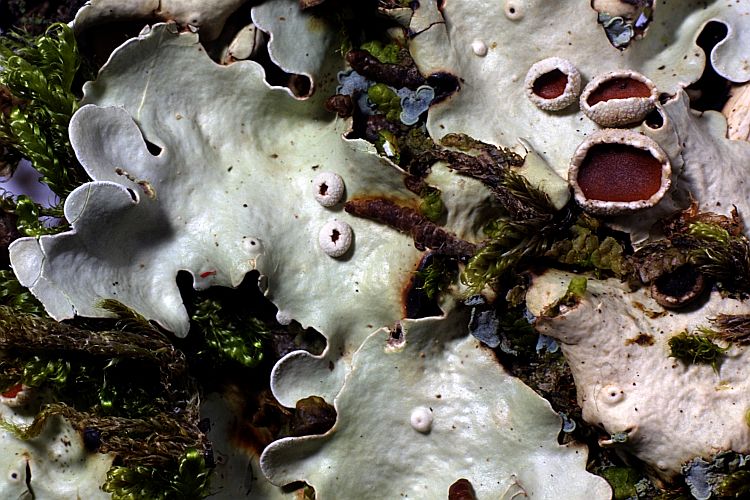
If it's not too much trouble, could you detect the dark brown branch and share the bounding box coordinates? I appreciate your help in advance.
[345,198,476,258]
[346,49,426,90]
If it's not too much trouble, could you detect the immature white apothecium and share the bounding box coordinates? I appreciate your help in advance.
[313,171,345,207]
[318,220,352,258]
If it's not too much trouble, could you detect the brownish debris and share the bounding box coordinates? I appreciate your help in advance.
[709,313,750,344]
[346,49,426,90]
[288,395,337,437]
[0,86,24,117]
[299,0,327,8]
[625,333,656,346]
[345,197,476,258]
[0,209,20,266]
[325,94,354,118]
[438,134,535,219]
[661,203,743,237]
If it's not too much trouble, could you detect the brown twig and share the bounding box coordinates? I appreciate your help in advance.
[346,49,426,90]
[345,198,476,258]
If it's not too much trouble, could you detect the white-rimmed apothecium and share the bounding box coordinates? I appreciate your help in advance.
[313,172,345,207]
[524,57,582,111]
[318,220,352,258]
[568,129,670,215]
[580,70,657,127]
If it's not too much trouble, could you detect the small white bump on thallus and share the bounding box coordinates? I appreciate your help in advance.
[313,172,345,207]
[276,310,293,326]
[318,220,353,258]
[471,40,488,57]
[504,0,524,20]
[410,406,433,433]
[601,384,624,405]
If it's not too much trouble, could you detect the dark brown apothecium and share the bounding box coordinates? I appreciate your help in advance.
[650,264,706,309]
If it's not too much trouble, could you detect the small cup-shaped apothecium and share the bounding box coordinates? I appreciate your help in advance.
[580,70,657,127]
[524,57,582,111]
[569,129,671,215]
[650,264,706,309]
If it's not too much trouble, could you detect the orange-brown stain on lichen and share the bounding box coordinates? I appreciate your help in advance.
[532,69,568,99]
[626,333,656,346]
[348,193,421,212]
[344,194,429,319]
[587,77,651,105]
[631,301,668,318]
[224,384,288,458]
[577,144,663,202]
[401,253,441,319]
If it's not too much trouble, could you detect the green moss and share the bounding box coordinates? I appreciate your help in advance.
[1,194,67,237]
[670,219,750,295]
[0,269,45,314]
[374,129,400,162]
[5,351,163,418]
[98,299,163,337]
[460,169,569,293]
[367,83,401,121]
[497,308,539,357]
[542,276,587,317]
[462,223,545,292]
[598,467,640,500]
[191,297,267,368]
[103,448,211,500]
[688,221,730,244]
[545,216,630,278]
[97,359,165,417]
[21,356,70,387]
[414,255,455,300]
[0,23,87,197]
[668,331,727,372]
[418,188,444,222]
[0,305,189,417]
[689,236,750,295]
[360,40,401,64]
[566,275,587,298]
[716,469,750,497]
